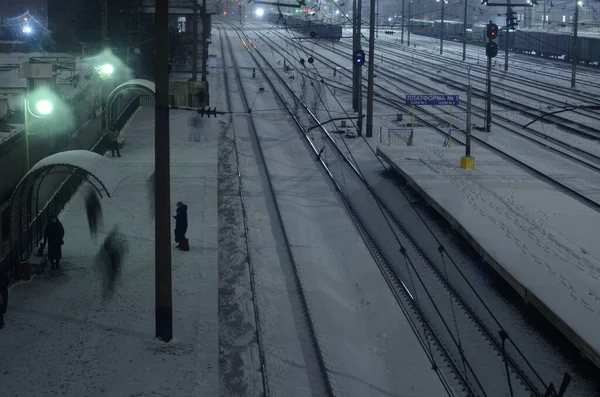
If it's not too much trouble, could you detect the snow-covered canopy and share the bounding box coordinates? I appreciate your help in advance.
[105,79,155,127]
[9,150,122,242]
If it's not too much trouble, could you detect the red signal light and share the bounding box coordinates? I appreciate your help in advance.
[223,11,227,15]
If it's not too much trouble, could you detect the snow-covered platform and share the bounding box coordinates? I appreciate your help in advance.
[377,145,600,371]
[0,107,218,396]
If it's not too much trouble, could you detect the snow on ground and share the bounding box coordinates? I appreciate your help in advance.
[0,106,218,396]
[378,144,600,365]
[221,27,451,396]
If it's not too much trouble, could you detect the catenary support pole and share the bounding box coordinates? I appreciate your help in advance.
[462,0,468,60]
[407,0,411,46]
[101,0,108,48]
[202,0,208,82]
[571,0,579,88]
[192,4,198,81]
[352,0,358,110]
[155,0,173,342]
[504,0,510,71]
[366,0,376,137]
[466,84,472,156]
[440,0,445,54]
[401,0,405,44]
[486,55,492,132]
[376,0,379,38]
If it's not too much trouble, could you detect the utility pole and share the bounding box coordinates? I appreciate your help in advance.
[571,0,579,88]
[440,0,445,54]
[505,1,511,71]
[401,0,405,44]
[462,0,468,60]
[155,0,173,343]
[407,0,411,46]
[543,0,546,29]
[460,72,474,169]
[202,0,208,82]
[376,0,379,38]
[101,0,108,48]
[352,0,363,111]
[352,0,358,110]
[366,0,376,137]
[486,54,492,132]
[192,3,199,81]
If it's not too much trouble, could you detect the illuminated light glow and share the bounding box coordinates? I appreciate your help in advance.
[22,25,32,34]
[255,8,264,16]
[35,100,53,115]
[223,11,228,15]
[578,1,583,5]
[100,63,114,75]
[335,9,340,14]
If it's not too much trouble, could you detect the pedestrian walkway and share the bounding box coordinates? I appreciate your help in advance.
[377,144,600,371]
[0,106,218,396]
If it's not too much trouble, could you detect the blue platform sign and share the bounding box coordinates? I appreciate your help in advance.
[405,95,459,106]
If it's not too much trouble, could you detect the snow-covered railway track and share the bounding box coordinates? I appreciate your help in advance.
[218,21,563,397]
[262,30,600,213]
[219,26,335,397]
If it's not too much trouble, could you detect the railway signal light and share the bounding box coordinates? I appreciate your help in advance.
[353,49,365,66]
[507,8,518,29]
[486,23,498,40]
[486,42,498,58]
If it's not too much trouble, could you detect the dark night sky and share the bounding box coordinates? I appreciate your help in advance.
[0,0,47,20]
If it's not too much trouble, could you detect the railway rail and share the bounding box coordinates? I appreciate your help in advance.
[218,19,574,397]
[219,26,335,397]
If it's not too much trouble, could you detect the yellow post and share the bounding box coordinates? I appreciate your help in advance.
[448,105,453,147]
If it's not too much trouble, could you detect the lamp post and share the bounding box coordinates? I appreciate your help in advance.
[24,98,53,171]
[96,63,115,133]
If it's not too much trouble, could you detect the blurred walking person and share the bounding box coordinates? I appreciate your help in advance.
[85,189,103,239]
[96,227,127,300]
[44,215,65,269]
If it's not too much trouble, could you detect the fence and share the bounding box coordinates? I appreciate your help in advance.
[0,95,141,280]
[383,128,414,146]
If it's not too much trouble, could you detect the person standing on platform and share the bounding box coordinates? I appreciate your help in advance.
[173,201,188,250]
[108,124,121,157]
[44,215,65,269]
[85,190,103,239]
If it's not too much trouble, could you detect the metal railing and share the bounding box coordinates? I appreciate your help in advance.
[0,95,141,280]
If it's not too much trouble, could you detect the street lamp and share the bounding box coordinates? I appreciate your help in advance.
[24,98,54,170]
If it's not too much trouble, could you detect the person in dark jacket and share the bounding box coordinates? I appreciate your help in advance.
[173,201,188,249]
[85,190,103,239]
[107,124,121,157]
[44,215,65,269]
[97,227,127,300]
[0,270,8,330]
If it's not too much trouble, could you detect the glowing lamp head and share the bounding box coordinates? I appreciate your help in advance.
[22,25,32,34]
[100,63,114,75]
[35,100,53,115]
[255,8,264,16]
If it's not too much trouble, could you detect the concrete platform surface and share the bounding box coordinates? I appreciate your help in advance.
[377,145,600,369]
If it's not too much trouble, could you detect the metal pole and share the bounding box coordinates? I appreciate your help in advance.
[466,84,472,157]
[192,5,198,81]
[154,0,173,343]
[24,99,30,171]
[401,0,405,44]
[462,0,468,60]
[101,0,108,48]
[571,1,579,88]
[358,72,363,136]
[366,0,376,137]
[376,0,379,38]
[407,0,411,46]
[543,0,546,29]
[352,0,359,111]
[202,0,208,82]
[505,1,510,71]
[440,0,445,54]
[486,55,492,132]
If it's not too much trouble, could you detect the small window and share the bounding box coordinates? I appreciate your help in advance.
[177,16,186,33]
[563,15,566,23]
